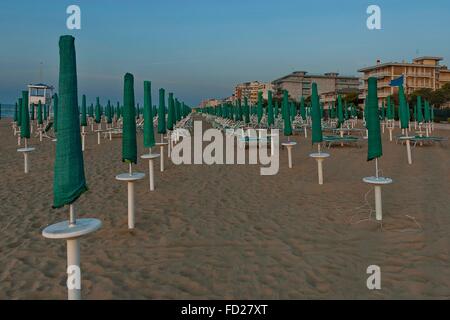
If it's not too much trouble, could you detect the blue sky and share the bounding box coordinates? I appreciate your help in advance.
[0,0,449,106]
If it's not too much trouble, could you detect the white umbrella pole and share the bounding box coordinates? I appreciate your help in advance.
[160,135,165,172]
[317,145,324,185]
[128,163,135,229]
[168,131,171,158]
[374,159,382,220]
[67,204,81,300]
[81,126,85,151]
[389,128,393,142]
[287,146,293,169]
[149,157,155,192]
[24,139,29,174]
[39,125,43,142]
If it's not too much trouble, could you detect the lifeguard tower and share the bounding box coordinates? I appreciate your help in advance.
[28,83,54,117]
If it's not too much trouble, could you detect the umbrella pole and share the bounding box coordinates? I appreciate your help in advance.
[24,139,29,174]
[81,126,85,151]
[67,204,80,300]
[167,131,171,158]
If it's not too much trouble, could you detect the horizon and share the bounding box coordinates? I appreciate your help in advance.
[1,0,449,106]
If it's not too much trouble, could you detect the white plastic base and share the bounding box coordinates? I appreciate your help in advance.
[363,176,393,221]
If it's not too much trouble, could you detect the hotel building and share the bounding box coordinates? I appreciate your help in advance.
[271,71,360,102]
[358,56,450,104]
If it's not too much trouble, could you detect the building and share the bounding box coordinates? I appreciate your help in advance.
[320,88,361,107]
[358,56,450,104]
[234,81,274,105]
[199,98,222,108]
[271,71,360,102]
[28,83,54,106]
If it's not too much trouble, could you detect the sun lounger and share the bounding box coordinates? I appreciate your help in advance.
[410,136,448,147]
[323,135,361,148]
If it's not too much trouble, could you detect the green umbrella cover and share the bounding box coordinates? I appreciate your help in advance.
[80,94,87,127]
[122,73,137,164]
[157,88,167,134]
[311,83,323,144]
[53,35,87,208]
[366,77,382,161]
[21,91,30,139]
[143,81,156,148]
[37,101,43,125]
[282,90,292,137]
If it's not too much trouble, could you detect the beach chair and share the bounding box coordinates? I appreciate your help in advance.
[323,135,361,148]
[41,122,55,140]
[410,136,448,147]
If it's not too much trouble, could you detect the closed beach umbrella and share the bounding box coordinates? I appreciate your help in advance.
[143,81,155,148]
[30,103,35,121]
[14,102,18,122]
[424,100,431,122]
[311,83,322,144]
[300,96,306,120]
[89,103,94,118]
[157,88,167,134]
[398,86,408,129]
[282,90,292,137]
[37,101,43,125]
[337,95,344,127]
[136,103,140,120]
[95,97,101,124]
[18,98,23,126]
[53,35,87,208]
[244,97,250,124]
[380,101,385,120]
[274,101,279,118]
[122,73,137,164]
[21,91,30,139]
[80,95,87,127]
[257,91,263,124]
[386,96,393,120]
[106,100,112,124]
[267,91,274,126]
[416,96,423,123]
[366,77,382,161]
[44,104,48,121]
[167,93,174,130]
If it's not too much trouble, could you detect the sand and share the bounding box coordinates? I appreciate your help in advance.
[0,117,449,299]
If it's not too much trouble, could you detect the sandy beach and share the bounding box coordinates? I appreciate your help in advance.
[0,116,449,299]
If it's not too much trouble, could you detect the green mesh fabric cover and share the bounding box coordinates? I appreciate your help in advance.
[310,83,323,144]
[416,96,423,122]
[53,93,59,132]
[366,77,382,161]
[244,97,250,124]
[157,88,167,134]
[176,99,181,122]
[257,91,263,124]
[398,86,409,129]
[122,73,137,164]
[30,103,35,120]
[282,90,292,136]
[337,95,344,128]
[300,97,306,120]
[18,98,23,126]
[143,81,156,148]
[89,103,94,118]
[106,100,112,124]
[167,92,174,130]
[267,91,274,126]
[20,91,30,139]
[95,97,101,123]
[37,101,43,124]
[53,35,87,208]
[424,100,431,122]
[80,94,87,126]
[14,102,18,122]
